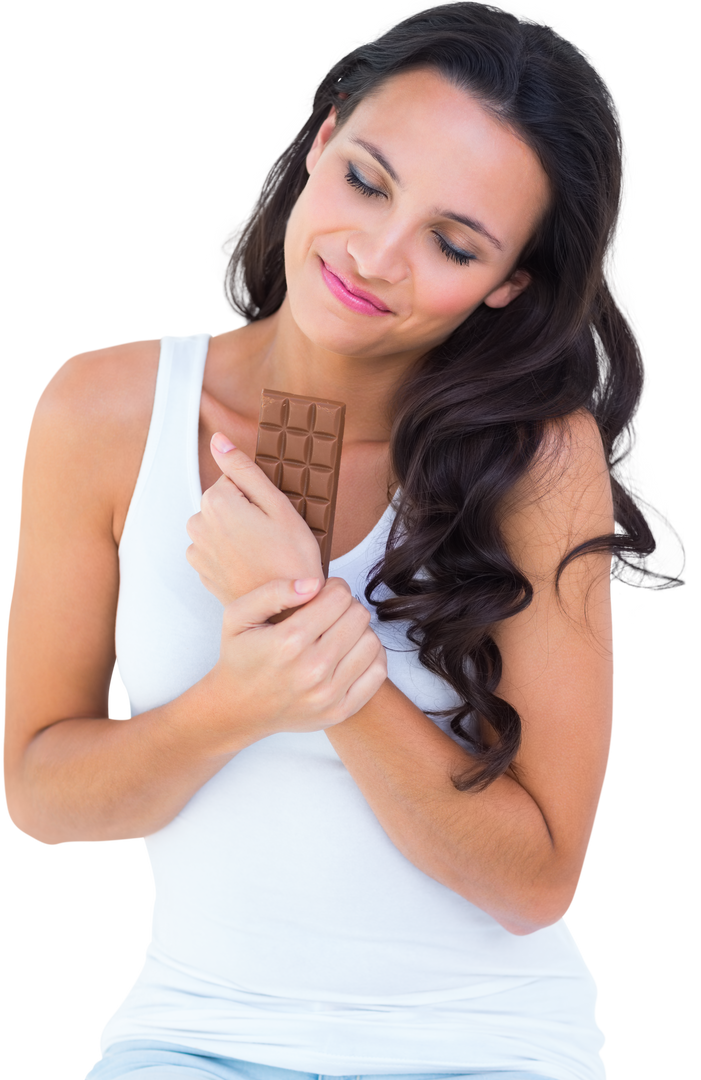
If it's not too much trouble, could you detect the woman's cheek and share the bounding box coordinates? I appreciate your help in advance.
[285,179,349,282]
[416,273,483,334]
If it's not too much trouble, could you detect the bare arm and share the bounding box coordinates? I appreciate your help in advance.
[325,411,613,934]
[4,348,385,844]
[1,341,257,846]
[7,687,252,844]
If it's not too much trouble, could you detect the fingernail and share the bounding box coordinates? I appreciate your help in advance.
[294,578,319,594]
[211,432,235,453]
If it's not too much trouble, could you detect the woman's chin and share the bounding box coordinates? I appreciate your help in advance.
[289,300,396,360]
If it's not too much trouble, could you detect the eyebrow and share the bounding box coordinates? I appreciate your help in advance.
[348,135,504,252]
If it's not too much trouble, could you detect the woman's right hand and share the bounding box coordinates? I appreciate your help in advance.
[205,575,387,751]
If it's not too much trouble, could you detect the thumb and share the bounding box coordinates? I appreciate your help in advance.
[223,576,321,633]
[267,583,321,626]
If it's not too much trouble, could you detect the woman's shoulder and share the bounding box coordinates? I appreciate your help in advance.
[40,334,160,410]
[539,406,606,463]
[31,339,162,545]
[501,408,614,581]
[516,407,609,500]
[36,339,161,428]
[501,406,609,574]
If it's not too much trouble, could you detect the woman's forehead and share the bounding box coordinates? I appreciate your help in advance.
[343,71,484,144]
[336,69,550,253]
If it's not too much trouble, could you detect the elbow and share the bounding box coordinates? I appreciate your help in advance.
[493,884,576,937]
[5,785,64,845]
[498,910,567,936]
[496,914,538,936]
[2,803,51,842]
[498,913,559,936]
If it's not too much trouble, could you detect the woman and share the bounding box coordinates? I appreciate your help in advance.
[4,4,665,1079]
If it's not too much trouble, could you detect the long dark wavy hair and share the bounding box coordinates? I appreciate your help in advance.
[226,2,679,790]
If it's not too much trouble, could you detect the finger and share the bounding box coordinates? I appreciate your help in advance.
[223,577,322,634]
[275,577,354,644]
[315,596,372,660]
[206,472,248,502]
[331,626,385,692]
[211,432,237,455]
[336,651,388,720]
[185,511,202,541]
[210,432,285,513]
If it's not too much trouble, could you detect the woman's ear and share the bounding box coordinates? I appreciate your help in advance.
[305,107,338,175]
[483,268,532,309]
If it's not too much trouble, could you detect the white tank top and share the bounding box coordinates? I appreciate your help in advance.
[102,335,604,1079]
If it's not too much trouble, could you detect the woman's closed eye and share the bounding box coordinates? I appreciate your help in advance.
[344,162,477,268]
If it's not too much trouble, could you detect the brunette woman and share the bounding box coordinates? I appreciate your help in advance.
[5,5,661,1079]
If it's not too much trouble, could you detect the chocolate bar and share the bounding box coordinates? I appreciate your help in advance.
[254,389,346,578]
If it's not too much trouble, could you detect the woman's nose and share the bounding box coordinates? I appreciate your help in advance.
[346,222,409,286]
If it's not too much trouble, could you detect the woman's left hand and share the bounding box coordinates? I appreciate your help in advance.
[186,433,324,606]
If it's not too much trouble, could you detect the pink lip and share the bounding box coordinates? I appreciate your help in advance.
[319,259,392,316]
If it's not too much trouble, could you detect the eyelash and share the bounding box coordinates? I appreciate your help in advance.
[344,165,476,267]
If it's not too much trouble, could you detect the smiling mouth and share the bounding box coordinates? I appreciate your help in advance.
[319,259,392,316]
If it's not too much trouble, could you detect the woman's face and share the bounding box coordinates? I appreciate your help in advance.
[283,68,550,362]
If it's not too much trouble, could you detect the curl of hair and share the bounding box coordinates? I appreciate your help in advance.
[226,3,681,791]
